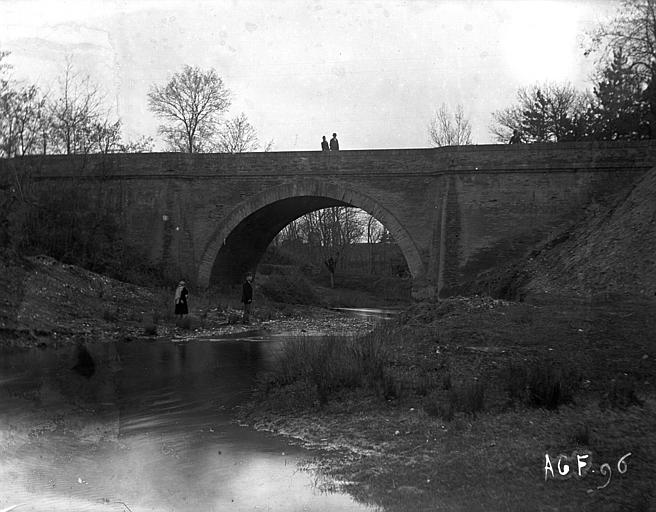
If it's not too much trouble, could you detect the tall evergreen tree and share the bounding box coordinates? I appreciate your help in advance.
[590,48,647,140]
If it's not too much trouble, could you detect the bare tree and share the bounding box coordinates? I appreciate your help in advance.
[428,103,472,147]
[120,135,155,153]
[47,59,106,155]
[0,52,50,158]
[588,0,656,82]
[587,0,656,130]
[217,112,259,153]
[91,118,122,154]
[366,214,385,274]
[147,65,231,153]
[274,206,367,282]
[1,84,49,158]
[0,51,13,156]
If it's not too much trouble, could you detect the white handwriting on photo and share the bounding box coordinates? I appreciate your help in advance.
[544,451,631,490]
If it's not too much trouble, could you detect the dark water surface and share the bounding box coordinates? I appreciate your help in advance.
[0,335,375,512]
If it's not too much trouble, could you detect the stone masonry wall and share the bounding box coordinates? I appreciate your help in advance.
[1,140,654,298]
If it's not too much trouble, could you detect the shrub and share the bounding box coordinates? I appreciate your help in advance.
[423,375,485,421]
[102,308,118,322]
[143,323,157,336]
[17,185,168,288]
[261,326,395,406]
[258,273,321,305]
[506,359,578,410]
[407,370,440,397]
[423,391,442,418]
[601,374,643,409]
[450,379,486,417]
[572,422,591,446]
[378,368,403,401]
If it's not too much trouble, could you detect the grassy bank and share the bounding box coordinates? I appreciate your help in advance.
[240,295,656,511]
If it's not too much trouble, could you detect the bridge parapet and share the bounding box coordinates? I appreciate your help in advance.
[3,140,656,179]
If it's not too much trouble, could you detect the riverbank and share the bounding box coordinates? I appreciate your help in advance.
[3,250,656,511]
[239,294,656,512]
[0,250,379,351]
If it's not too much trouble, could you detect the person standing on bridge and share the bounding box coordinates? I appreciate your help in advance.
[321,136,329,151]
[509,129,523,144]
[174,280,189,323]
[241,273,254,325]
[330,133,339,151]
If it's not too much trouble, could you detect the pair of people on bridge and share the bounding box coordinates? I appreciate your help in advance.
[321,133,339,151]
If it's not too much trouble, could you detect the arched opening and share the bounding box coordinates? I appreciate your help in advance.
[209,196,348,287]
[197,181,425,293]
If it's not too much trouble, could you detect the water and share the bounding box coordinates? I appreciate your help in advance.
[0,335,375,512]
[332,308,400,321]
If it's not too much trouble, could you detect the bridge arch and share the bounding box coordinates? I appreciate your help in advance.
[197,180,425,289]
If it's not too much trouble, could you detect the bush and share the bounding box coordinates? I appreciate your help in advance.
[143,323,157,336]
[260,326,395,407]
[601,374,643,409]
[423,391,443,418]
[378,368,403,401]
[258,273,322,305]
[102,308,118,322]
[450,379,486,417]
[572,422,591,446]
[506,359,578,410]
[17,185,167,288]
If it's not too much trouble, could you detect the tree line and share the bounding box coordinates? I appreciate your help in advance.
[0,55,154,158]
[0,56,267,158]
[430,1,656,146]
[270,207,394,274]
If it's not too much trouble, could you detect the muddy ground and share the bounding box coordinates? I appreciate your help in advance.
[0,251,377,350]
[2,250,656,511]
[239,295,656,512]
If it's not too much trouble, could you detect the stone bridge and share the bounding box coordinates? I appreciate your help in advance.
[3,141,655,298]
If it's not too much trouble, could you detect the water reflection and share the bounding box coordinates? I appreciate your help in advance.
[0,337,374,512]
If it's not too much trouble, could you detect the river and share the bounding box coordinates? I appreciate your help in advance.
[0,332,379,512]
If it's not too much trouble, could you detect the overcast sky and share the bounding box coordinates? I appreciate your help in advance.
[1,0,617,151]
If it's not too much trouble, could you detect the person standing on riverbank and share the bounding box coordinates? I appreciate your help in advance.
[321,135,329,151]
[241,273,253,324]
[174,280,189,323]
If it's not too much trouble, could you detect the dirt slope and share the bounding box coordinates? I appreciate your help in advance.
[517,168,656,301]
[0,250,166,346]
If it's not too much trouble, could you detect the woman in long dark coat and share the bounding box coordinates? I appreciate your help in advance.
[174,280,189,317]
